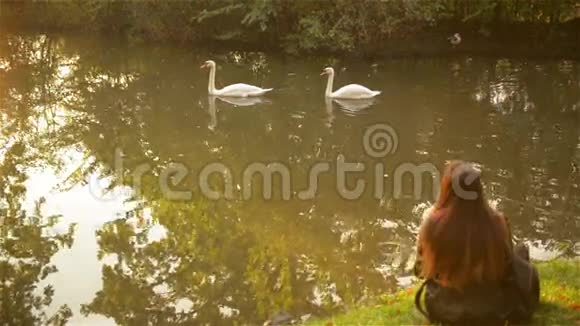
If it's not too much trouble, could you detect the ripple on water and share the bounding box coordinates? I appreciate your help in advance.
[497,168,513,179]
[288,134,302,143]
[527,240,568,261]
[548,178,559,186]
[412,202,433,220]
[290,111,306,120]
[339,107,371,117]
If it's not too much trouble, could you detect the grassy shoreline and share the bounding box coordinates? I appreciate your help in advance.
[307,259,580,325]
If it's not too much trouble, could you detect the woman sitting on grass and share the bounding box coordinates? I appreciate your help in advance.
[414,161,539,325]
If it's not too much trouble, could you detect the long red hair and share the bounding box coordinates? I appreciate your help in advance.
[418,161,511,288]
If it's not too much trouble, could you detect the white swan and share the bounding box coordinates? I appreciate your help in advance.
[201,60,273,97]
[321,67,380,99]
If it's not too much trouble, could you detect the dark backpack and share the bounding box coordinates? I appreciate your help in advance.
[414,254,539,325]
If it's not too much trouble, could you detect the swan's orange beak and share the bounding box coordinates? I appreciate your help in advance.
[200,63,207,69]
[320,71,326,76]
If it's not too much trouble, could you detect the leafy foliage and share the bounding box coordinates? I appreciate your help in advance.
[1,0,578,53]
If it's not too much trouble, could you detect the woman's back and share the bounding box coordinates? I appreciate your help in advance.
[414,161,539,325]
[417,161,511,288]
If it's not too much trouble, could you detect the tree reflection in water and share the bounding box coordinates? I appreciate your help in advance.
[0,143,76,325]
[0,34,78,325]
[80,196,407,324]
[0,33,578,324]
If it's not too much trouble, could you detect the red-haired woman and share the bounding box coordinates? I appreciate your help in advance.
[414,161,539,325]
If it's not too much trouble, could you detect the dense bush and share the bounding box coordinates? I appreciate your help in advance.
[1,0,578,53]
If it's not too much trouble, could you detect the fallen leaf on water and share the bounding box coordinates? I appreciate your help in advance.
[569,303,580,310]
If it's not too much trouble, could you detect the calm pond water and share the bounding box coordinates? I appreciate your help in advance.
[0,33,579,325]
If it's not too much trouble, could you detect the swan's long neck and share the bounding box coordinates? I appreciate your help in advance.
[325,71,334,97]
[208,64,216,94]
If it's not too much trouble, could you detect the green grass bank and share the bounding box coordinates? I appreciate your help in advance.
[307,259,580,325]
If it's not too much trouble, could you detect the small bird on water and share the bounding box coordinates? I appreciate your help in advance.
[448,33,462,47]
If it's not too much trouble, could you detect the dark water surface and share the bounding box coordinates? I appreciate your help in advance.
[0,34,579,325]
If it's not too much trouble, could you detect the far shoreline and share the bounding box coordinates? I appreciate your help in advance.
[1,26,579,62]
[1,1,579,61]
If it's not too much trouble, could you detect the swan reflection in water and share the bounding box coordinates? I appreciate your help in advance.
[324,98,336,129]
[216,96,271,107]
[333,98,376,115]
[207,96,271,131]
[324,98,377,126]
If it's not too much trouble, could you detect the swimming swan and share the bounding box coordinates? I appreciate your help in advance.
[201,60,273,97]
[321,67,380,99]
